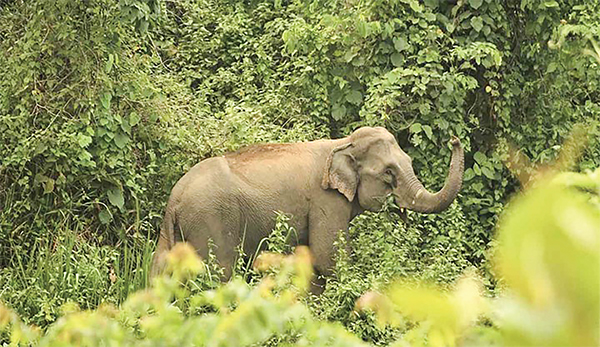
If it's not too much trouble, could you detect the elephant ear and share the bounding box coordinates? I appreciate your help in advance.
[321,143,358,201]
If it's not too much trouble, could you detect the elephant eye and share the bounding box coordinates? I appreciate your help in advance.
[383,168,395,185]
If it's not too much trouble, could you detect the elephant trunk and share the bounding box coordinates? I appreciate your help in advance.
[401,138,464,213]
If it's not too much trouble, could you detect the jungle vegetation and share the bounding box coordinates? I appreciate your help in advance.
[0,0,598,345]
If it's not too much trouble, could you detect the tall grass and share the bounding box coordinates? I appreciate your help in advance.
[0,214,155,327]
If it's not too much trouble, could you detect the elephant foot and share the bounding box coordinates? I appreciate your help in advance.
[310,275,326,295]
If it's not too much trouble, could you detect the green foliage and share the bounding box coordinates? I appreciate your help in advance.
[0,223,154,328]
[1,0,600,345]
[356,168,600,347]
[0,244,368,346]
[309,201,473,344]
[2,166,597,346]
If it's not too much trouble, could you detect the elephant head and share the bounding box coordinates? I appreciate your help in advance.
[322,127,464,214]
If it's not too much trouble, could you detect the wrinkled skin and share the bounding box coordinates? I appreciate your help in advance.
[152,127,464,291]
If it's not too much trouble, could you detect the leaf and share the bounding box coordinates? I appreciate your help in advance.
[391,53,404,67]
[387,70,399,84]
[483,25,491,36]
[99,209,112,224]
[393,36,409,52]
[107,186,124,209]
[547,62,558,73]
[346,90,363,105]
[56,173,66,186]
[473,151,486,164]
[408,0,423,12]
[470,16,484,32]
[100,92,112,109]
[356,17,369,38]
[418,103,430,115]
[77,134,92,148]
[542,1,559,8]
[436,118,449,130]
[105,53,114,73]
[114,132,130,149]
[447,23,456,33]
[464,168,475,181]
[468,0,483,9]
[43,177,54,194]
[138,20,149,34]
[344,50,357,63]
[282,30,297,53]
[121,120,131,134]
[423,0,439,7]
[86,126,95,136]
[482,166,495,179]
[33,141,47,155]
[331,105,347,121]
[423,125,433,140]
[410,123,422,133]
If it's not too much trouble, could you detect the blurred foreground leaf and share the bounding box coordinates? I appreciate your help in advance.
[495,170,599,346]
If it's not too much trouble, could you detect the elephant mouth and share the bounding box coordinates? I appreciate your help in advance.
[378,193,409,222]
[388,205,408,223]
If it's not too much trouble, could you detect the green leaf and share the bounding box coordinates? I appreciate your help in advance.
[43,177,54,194]
[138,20,149,34]
[56,173,66,186]
[86,126,95,136]
[99,209,112,224]
[77,134,92,148]
[332,105,347,121]
[387,70,400,84]
[436,118,449,130]
[470,16,484,32]
[107,186,124,209]
[482,166,495,179]
[422,125,433,140]
[410,123,422,133]
[447,23,455,33]
[391,53,404,67]
[474,151,486,164]
[469,0,483,9]
[542,1,559,8]
[121,120,131,134]
[408,0,423,12]
[282,30,297,53]
[114,132,130,149]
[33,141,48,155]
[100,92,112,109]
[547,62,558,73]
[344,50,357,63]
[464,168,475,181]
[356,17,369,37]
[483,25,491,36]
[105,53,114,73]
[346,90,363,105]
[393,36,408,52]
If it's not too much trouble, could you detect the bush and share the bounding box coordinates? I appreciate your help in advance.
[1,166,597,346]
[357,167,600,347]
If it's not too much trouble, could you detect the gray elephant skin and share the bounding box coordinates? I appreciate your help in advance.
[152,127,464,287]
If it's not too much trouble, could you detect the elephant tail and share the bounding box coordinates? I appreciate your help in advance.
[150,208,177,278]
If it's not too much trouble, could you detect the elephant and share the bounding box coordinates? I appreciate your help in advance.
[151,126,464,290]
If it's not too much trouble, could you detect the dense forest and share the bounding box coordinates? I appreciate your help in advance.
[0,0,599,345]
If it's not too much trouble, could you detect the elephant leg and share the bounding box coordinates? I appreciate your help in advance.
[181,213,239,281]
[207,220,239,281]
[308,206,351,293]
